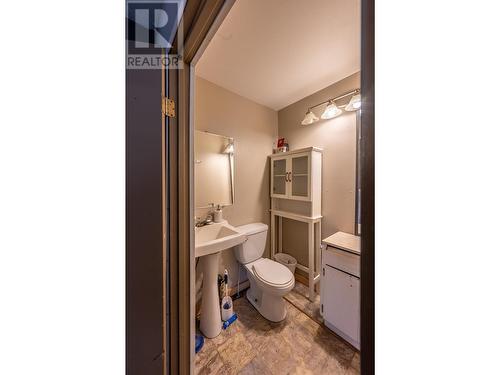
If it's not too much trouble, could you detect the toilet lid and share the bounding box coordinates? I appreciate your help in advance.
[252,258,293,286]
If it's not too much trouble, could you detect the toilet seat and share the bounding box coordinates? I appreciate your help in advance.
[246,258,294,288]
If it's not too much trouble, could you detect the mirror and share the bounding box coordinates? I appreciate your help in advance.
[194,130,234,208]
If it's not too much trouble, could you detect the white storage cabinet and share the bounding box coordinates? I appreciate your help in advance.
[269,147,322,301]
[321,232,360,350]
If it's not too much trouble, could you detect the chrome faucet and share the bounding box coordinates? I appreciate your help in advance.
[195,204,215,227]
[195,214,213,227]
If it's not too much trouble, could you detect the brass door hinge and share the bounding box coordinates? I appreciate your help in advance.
[162,97,175,117]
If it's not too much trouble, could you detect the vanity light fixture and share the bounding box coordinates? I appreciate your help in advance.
[301,109,319,125]
[300,88,360,125]
[321,100,342,119]
[345,93,361,111]
[222,142,234,154]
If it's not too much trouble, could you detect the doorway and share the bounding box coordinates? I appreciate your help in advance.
[179,1,373,374]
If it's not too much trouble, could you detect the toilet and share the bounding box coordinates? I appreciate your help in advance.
[234,223,295,322]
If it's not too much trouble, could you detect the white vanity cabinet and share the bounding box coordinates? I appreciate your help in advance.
[321,232,360,350]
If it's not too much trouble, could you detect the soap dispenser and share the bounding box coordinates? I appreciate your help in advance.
[213,204,223,223]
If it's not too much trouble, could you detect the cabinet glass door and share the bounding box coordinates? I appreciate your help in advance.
[290,154,309,199]
[271,158,287,197]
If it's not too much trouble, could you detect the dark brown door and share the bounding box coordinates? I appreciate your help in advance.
[126,2,174,373]
[126,68,164,375]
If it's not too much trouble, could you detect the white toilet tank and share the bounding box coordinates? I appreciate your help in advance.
[234,223,268,264]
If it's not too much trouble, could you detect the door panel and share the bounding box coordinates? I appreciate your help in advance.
[271,157,288,198]
[324,266,360,342]
[290,153,310,200]
[126,68,164,375]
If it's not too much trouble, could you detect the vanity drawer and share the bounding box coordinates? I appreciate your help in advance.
[323,246,360,278]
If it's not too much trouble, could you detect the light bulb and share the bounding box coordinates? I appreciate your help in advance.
[321,101,342,119]
[301,110,319,125]
[345,94,361,111]
[223,143,234,154]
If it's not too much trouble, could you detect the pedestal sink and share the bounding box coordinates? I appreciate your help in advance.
[195,220,246,338]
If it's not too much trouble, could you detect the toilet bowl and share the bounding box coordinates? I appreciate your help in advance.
[234,223,295,322]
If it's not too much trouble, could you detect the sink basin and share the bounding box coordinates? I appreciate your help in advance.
[195,220,246,258]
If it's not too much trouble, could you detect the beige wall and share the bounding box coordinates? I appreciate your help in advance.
[277,72,360,267]
[194,76,278,289]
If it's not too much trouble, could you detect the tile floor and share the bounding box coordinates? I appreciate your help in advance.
[284,281,323,325]
[195,291,360,374]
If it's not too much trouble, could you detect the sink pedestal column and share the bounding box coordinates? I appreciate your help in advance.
[200,252,221,338]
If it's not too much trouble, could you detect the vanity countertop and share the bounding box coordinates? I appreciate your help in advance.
[322,231,361,255]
